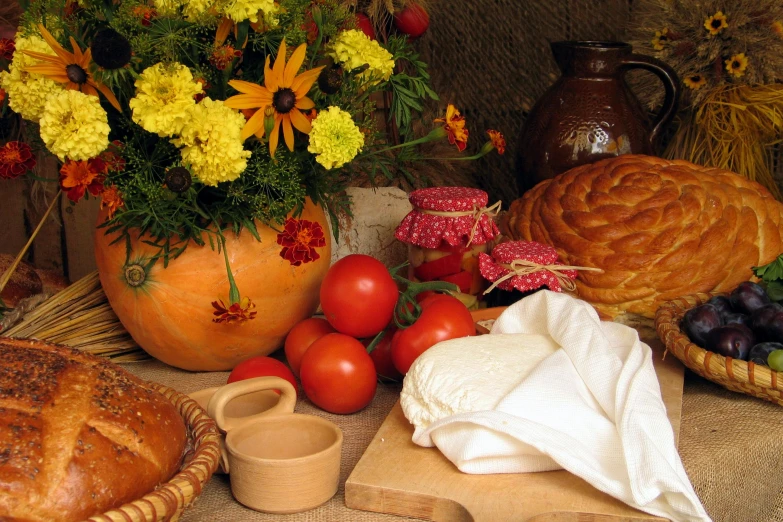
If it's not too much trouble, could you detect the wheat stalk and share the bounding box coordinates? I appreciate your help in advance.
[2,272,149,362]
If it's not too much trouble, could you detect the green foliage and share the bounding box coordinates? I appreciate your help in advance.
[752,254,783,302]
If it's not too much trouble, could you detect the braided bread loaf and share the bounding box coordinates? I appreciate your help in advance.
[502,155,783,319]
[0,338,187,521]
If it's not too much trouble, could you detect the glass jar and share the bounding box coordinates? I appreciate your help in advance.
[394,187,501,309]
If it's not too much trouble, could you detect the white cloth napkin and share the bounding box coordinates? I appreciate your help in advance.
[413,291,710,522]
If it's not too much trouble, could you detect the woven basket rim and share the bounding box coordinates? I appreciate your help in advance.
[84,381,222,522]
[654,292,783,406]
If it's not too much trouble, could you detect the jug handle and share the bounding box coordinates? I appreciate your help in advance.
[621,53,680,147]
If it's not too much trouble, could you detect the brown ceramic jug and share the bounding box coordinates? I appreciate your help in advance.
[515,41,679,195]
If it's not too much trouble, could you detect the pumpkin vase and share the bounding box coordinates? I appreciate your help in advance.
[94,199,331,371]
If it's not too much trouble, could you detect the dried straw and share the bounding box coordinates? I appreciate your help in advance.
[665,84,783,199]
[2,272,149,362]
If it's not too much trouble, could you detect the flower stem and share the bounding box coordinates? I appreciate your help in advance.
[0,189,62,296]
[219,233,241,305]
[359,127,448,158]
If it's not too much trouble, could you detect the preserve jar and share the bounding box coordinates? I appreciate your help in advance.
[394,187,500,309]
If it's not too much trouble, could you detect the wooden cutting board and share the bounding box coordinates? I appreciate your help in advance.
[345,308,685,522]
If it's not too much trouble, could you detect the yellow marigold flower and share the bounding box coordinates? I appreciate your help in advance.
[222,0,278,23]
[328,30,395,84]
[683,73,707,90]
[773,21,783,37]
[0,34,63,121]
[651,28,669,51]
[725,53,748,78]
[307,106,364,170]
[152,0,184,16]
[39,89,110,161]
[152,0,215,20]
[705,11,728,35]
[129,62,202,137]
[171,98,251,186]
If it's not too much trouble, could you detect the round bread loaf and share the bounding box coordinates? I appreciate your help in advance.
[502,155,783,319]
[0,254,43,308]
[0,338,188,521]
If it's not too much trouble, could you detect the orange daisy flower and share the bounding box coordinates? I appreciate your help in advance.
[22,24,121,111]
[59,157,106,202]
[435,104,469,152]
[100,185,124,219]
[224,40,324,157]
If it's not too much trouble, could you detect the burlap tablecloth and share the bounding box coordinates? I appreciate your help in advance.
[121,360,783,522]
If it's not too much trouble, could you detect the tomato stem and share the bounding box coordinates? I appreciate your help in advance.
[365,328,386,354]
[390,262,460,329]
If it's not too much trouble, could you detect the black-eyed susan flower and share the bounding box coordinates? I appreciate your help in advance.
[651,28,669,51]
[704,11,728,35]
[22,24,121,111]
[683,73,707,90]
[224,40,324,157]
[725,53,748,78]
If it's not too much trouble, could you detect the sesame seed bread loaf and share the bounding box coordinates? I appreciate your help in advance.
[0,337,187,521]
[0,255,43,309]
[501,155,783,319]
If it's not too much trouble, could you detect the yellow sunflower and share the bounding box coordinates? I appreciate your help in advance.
[725,53,748,78]
[651,28,669,51]
[224,40,324,157]
[22,24,120,111]
[704,11,728,36]
[683,73,707,90]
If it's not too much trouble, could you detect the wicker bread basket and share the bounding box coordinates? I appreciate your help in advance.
[655,292,783,407]
[85,383,222,522]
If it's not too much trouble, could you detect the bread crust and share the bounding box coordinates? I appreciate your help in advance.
[0,337,187,521]
[502,155,783,318]
[0,255,43,309]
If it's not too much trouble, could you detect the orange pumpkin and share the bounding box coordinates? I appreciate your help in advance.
[94,199,331,371]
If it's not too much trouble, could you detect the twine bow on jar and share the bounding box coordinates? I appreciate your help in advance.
[483,258,603,294]
[419,200,502,246]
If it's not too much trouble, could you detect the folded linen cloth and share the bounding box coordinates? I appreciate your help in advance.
[408,291,710,522]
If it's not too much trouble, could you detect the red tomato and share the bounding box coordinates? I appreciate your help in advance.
[363,328,403,380]
[320,254,399,338]
[227,356,298,397]
[391,294,475,374]
[284,317,336,377]
[393,3,430,38]
[300,333,377,414]
[356,13,376,40]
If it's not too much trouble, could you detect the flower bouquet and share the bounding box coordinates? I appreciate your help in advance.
[629,0,783,199]
[0,0,503,369]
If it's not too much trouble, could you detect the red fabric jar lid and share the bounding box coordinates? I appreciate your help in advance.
[394,187,500,248]
[479,240,577,293]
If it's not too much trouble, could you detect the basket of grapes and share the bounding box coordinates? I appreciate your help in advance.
[656,259,783,406]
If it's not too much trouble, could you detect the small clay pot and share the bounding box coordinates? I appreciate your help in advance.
[207,377,343,513]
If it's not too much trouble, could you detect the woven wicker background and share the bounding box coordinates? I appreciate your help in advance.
[416,0,634,204]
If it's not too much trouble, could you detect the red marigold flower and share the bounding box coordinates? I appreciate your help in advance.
[100,185,124,219]
[59,158,106,202]
[0,141,36,180]
[302,12,319,44]
[277,218,326,266]
[209,44,242,71]
[211,297,257,323]
[487,129,506,155]
[0,38,14,61]
[434,104,469,152]
[99,140,126,173]
[132,5,158,26]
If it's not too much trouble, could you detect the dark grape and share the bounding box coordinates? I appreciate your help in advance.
[681,304,722,348]
[705,324,755,360]
[750,303,783,342]
[748,342,783,366]
[707,295,734,319]
[723,312,750,328]
[729,281,771,315]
